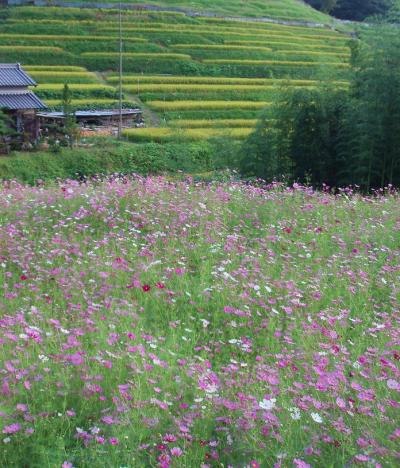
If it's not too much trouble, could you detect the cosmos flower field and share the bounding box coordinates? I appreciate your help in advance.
[0,177,399,468]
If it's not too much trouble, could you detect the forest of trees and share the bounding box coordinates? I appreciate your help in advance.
[241,27,400,190]
[304,0,395,20]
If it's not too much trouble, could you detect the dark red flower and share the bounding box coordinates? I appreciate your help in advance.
[142,284,151,292]
[283,227,292,234]
[20,275,28,281]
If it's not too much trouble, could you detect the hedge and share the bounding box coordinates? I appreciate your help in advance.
[0,141,219,183]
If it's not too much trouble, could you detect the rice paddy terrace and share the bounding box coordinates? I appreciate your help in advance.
[0,3,351,141]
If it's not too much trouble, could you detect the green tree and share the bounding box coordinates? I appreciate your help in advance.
[241,27,400,190]
[61,83,79,148]
[340,26,400,189]
[240,86,346,187]
[0,108,16,154]
[304,0,338,13]
[332,0,392,21]
[385,0,400,21]
[305,0,393,19]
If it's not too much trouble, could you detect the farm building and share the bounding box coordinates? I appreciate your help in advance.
[37,109,144,132]
[0,63,46,142]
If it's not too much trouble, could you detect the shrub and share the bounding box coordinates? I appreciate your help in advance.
[0,141,219,182]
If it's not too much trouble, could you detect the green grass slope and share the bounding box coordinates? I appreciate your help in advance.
[64,0,332,22]
[0,4,350,141]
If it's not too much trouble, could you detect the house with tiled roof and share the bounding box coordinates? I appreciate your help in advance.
[0,63,46,143]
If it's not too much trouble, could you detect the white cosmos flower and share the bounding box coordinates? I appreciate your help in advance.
[289,407,301,420]
[259,398,276,410]
[311,412,323,423]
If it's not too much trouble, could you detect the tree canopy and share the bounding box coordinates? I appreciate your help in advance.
[240,26,400,190]
[304,0,393,20]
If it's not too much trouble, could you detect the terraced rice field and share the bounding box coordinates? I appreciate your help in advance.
[0,5,351,139]
[22,66,131,111]
[44,0,332,21]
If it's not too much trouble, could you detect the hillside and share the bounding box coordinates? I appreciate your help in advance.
[42,0,333,22]
[0,4,350,141]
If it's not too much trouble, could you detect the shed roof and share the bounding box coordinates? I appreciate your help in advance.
[0,91,47,110]
[37,109,142,119]
[0,63,37,87]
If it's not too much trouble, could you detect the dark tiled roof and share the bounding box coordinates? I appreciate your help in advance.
[0,63,37,87]
[0,91,47,110]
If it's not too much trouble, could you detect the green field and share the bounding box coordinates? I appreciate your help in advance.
[0,3,351,139]
[19,0,332,22]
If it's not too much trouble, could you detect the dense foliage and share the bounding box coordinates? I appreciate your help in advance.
[0,139,241,184]
[305,0,394,20]
[241,27,400,190]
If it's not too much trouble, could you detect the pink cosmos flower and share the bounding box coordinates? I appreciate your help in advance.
[62,462,74,468]
[170,447,183,457]
[387,379,399,391]
[163,434,177,443]
[142,284,151,292]
[3,423,21,434]
[16,404,28,412]
[293,459,311,468]
[354,454,370,463]
[67,353,84,366]
[101,415,117,425]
